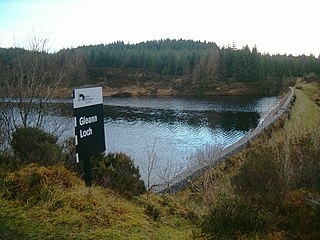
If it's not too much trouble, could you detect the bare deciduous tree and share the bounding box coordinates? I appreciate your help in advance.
[187,143,224,168]
[0,36,67,147]
[157,157,185,193]
[141,140,159,191]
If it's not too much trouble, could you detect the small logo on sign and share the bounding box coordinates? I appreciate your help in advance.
[78,93,86,102]
[73,87,102,109]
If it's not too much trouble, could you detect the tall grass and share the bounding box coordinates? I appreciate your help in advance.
[199,82,320,239]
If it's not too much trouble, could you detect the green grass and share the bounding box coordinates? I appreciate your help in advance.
[286,82,320,132]
[0,187,195,239]
[0,165,196,239]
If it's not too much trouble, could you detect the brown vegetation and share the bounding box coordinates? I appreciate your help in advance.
[184,82,320,239]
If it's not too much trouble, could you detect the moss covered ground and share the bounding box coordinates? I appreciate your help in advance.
[0,165,197,239]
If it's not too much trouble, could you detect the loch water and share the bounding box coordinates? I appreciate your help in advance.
[102,96,279,185]
[0,95,279,186]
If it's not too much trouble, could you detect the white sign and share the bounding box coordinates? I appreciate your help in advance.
[73,87,103,109]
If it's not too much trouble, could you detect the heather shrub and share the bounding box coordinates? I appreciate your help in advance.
[10,127,62,166]
[201,196,266,239]
[145,203,161,221]
[91,152,146,197]
[231,149,282,205]
[61,137,82,175]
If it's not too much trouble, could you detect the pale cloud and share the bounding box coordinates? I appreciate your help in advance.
[0,0,319,56]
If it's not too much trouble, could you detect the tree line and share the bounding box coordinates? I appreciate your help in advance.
[1,39,320,89]
[76,39,320,83]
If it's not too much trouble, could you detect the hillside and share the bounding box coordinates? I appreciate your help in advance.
[2,39,320,98]
[0,81,319,239]
[0,165,196,239]
[54,67,284,98]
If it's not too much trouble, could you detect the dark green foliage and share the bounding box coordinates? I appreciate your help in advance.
[10,127,62,166]
[0,152,18,176]
[62,142,146,196]
[285,132,320,190]
[201,197,266,239]
[2,40,320,92]
[229,45,261,82]
[145,203,161,221]
[82,40,217,76]
[91,152,146,197]
[78,41,320,89]
[231,150,282,205]
[61,137,83,175]
[304,72,320,83]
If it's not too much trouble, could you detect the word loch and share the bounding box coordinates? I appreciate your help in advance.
[78,115,97,138]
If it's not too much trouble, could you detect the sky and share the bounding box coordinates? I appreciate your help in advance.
[0,0,319,56]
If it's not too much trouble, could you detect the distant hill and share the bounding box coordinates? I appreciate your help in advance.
[1,39,320,96]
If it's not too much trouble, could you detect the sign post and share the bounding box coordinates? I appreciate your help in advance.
[73,87,106,187]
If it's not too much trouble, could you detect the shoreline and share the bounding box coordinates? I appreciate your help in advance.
[52,79,282,99]
[154,87,295,193]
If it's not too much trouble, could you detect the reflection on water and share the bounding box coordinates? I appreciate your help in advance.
[103,96,279,185]
[104,106,260,131]
[1,96,279,185]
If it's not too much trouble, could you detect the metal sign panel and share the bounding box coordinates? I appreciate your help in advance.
[73,87,103,109]
[73,87,106,163]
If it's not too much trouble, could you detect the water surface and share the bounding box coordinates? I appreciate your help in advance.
[0,95,279,185]
[103,96,279,185]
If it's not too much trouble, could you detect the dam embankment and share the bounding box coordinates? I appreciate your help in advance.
[155,87,295,193]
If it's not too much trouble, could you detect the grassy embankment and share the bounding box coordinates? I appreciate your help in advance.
[0,81,319,239]
[183,81,320,239]
[0,164,197,239]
